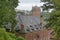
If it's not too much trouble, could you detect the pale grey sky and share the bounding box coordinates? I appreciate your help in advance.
[16,0,44,11]
[19,0,40,3]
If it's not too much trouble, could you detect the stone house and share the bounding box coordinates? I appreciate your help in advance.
[14,6,53,40]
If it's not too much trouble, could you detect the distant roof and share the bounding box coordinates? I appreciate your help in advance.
[17,13,40,26]
[17,11,25,15]
[15,12,41,33]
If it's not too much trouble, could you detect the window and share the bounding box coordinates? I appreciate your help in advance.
[15,29,21,32]
[5,29,11,32]
[31,28,34,31]
[30,25,33,27]
[26,29,30,32]
[36,28,39,30]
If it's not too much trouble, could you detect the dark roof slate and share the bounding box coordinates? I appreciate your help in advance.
[15,12,41,33]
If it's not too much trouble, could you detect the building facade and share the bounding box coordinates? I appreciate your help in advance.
[15,6,53,40]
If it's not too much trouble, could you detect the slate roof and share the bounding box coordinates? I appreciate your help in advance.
[15,12,41,33]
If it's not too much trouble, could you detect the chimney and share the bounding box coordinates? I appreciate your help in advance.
[32,6,41,16]
[32,6,43,28]
[21,24,24,32]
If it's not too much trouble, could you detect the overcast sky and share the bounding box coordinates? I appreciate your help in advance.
[16,0,44,11]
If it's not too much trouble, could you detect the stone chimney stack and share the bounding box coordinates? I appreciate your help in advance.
[21,24,24,32]
[32,6,43,29]
[32,6,41,16]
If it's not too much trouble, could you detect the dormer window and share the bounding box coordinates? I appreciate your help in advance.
[36,28,39,30]
[15,29,21,32]
[26,29,30,32]
[31,28,34,31]
[5,28,11,32]
[14,25,21,32]
[30,25,33,27]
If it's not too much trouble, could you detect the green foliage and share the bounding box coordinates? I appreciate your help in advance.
[0,28,24,40]
[53,0,60,10]
[41,0,54,11]
[16,37,24,40]
[0,0,18,32]
[0,28,16,40]
[0,0,25,40]
[44,0,60,40]
[47,10,60,40]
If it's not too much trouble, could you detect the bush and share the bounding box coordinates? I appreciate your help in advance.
[0,28,24,40]
[16,37,24,40]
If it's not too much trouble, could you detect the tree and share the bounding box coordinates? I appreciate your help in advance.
[41,0,60,40]
[0,0,25,40]
[0,0,18,32]
[0,28,16,40]
[0,28,24,40]
[41,0,54,12]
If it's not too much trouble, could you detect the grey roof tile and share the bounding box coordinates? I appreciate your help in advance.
[15,13,41,33]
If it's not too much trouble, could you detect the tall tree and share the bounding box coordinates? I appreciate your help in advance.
[0,0,18,32]
[41,0,60,40]
[0,0,25,40]
[41,0,54,12]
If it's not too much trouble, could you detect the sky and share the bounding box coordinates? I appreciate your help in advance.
[16,0,44,11]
